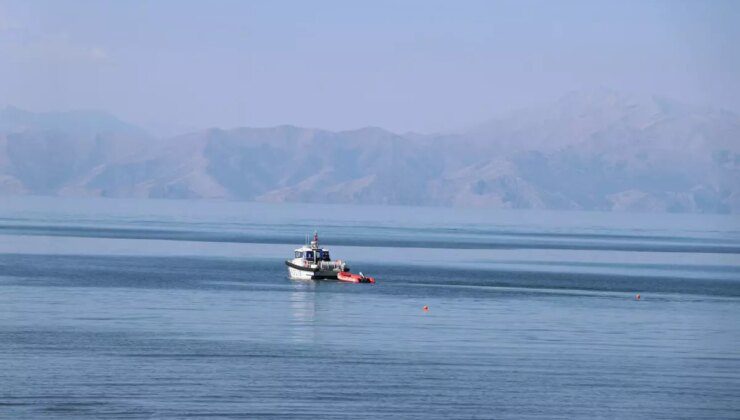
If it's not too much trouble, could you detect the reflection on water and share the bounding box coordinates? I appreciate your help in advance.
[290,282,317,343]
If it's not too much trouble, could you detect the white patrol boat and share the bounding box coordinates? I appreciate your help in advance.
[285,233,375,283]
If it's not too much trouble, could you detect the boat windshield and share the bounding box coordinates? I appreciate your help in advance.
[305,251,314,260]
[294,251,303,258]
[321,251,330,261]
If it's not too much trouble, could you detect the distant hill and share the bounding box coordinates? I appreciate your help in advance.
[1,89,738,213]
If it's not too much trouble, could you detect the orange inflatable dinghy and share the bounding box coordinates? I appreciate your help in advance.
[337,271,375,284]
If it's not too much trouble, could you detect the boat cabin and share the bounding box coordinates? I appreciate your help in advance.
[294,248,331,264]
[292,232,332,265]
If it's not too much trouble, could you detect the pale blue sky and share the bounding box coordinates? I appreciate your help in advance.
[0,0,738,134]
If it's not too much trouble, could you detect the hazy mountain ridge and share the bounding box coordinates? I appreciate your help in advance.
[1,90,738,213]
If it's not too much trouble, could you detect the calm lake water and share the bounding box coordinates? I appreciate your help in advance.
[1,196,739,419]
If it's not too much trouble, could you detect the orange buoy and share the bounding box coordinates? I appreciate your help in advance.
[423,305,429,311]
[635,293,641,301]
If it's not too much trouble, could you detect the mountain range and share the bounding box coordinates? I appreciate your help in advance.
[1,89,738,213]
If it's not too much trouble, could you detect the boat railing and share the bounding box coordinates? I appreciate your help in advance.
[318,261,343,271]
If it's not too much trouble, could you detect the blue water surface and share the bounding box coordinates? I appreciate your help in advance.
[1,196,739,419]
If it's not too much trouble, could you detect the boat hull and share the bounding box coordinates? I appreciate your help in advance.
[285,260,339,280]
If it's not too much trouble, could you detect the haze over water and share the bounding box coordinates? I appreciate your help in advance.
[1,196,739,418]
